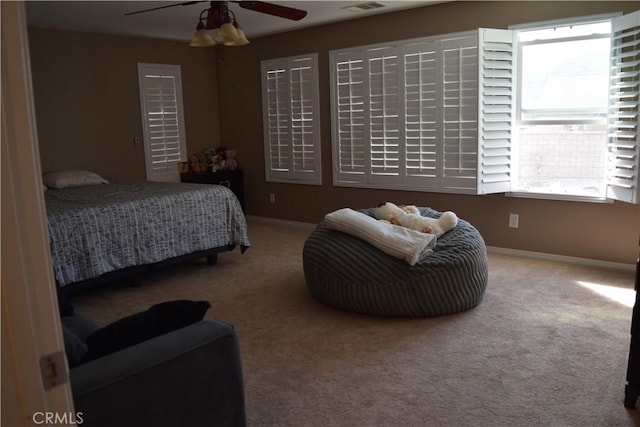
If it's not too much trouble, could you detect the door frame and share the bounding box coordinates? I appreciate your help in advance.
[1,2,74,424]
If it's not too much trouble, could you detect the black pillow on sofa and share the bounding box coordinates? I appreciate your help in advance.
[62,326,88,368]
[82,300,211,363]
[56,281,74,317]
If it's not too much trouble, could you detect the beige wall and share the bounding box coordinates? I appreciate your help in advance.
[216,1,640,264]
[217,2,640,263]
[28,27,220,179]
[26,2,639,264]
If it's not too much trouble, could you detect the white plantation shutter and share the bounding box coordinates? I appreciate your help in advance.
[332,51,367,184]
[290,60,318,180]
[441,34,479,190]
[477,28,514,194]
[607,11,640,204]
[331,31,485,193]
[137,63,187,182]
[368,47,401,186]
[332,46,402,187]
[261,54,321,185]
[264,61,290,178]
[403,41,438,188]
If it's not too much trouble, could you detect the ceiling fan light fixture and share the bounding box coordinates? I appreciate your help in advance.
[189,20,214,47]
[127,0,306,48]
[225,23,250,46]
[215,22,240,43]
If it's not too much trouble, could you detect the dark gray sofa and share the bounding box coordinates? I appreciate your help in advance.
[62,314,246,427]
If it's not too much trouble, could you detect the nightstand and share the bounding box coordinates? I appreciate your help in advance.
[180,169,244,210]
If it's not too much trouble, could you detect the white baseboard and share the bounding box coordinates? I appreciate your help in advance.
[487,246,635,272]
[247,216,636,272]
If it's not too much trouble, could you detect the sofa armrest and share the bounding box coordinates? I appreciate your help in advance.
[70,320,246,427]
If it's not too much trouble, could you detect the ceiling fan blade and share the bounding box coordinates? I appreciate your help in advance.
[234,1,307,21]
[124,1,206,16]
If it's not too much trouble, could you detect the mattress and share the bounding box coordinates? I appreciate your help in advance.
[45,179,250,287]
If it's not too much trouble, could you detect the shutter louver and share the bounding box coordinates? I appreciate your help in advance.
[262,54,321,185]
[607,11,639,204]
[477,28,514,194]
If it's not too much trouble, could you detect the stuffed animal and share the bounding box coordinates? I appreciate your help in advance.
[374,202,419,223]
[373,201,406,224]
[224,150,238,170]
[395,210,458,237]
[374,202,458,237]
[401,205,420,215]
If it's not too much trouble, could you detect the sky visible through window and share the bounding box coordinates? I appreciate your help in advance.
[521,38,610,113]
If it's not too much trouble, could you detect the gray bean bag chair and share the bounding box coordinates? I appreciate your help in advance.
[303,207,488,317]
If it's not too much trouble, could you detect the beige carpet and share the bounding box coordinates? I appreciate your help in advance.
[71,218,640,426]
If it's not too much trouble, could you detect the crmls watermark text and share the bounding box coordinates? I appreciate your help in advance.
[32,412,84,425]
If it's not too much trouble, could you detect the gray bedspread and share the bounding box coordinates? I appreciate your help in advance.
[45,179,250,287]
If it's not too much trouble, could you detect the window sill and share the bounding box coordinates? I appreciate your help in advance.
[506,191,613,204]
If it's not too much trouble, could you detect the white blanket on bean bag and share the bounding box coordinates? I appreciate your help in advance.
[324,208,437,266]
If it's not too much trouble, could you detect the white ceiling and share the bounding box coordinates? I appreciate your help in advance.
[26,1,444,43]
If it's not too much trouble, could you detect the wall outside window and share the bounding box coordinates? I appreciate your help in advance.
[516,124,607,197]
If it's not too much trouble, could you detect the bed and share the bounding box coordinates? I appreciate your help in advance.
[44,176,250,291]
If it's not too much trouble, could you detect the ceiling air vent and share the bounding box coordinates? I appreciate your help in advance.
[343,2,386,13]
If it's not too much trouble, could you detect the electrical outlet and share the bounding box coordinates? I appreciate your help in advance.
[509,213,519,228]
[269,193,276,203]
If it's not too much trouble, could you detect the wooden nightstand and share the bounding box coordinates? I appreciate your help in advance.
[180,169,245,210]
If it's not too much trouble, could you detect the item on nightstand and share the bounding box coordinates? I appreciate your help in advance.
[202,146,216,165]
[214,146,227,161]
[189,155,207,174]
[225,150,238,170]
[178,161,189,174]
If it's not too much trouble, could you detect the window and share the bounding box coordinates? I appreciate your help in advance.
[261,54,321,185]
[137,63,187,182]
[513,19,611,199]
[511,12,639,203]
[328,11,638,204]
[330,29,513,194]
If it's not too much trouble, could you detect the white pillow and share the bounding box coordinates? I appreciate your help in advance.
[43,170,108,189]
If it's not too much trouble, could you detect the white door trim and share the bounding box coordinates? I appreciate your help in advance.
[1,1,74,423]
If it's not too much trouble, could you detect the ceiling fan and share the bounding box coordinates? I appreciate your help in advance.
[125,1,308,47]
